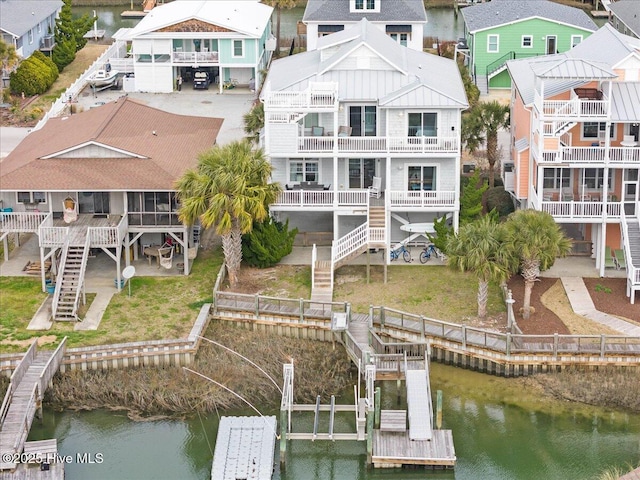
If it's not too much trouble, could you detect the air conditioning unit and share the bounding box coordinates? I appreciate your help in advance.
[41,35,55,49]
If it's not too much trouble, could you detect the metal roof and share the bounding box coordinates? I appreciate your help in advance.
[609,0,640,39]
[0,0,61,38]
[530,58,617,79]
[461,0,597,33]
[611,82,640,121]
[506,24,638,105]
[262,19,467,109]
[128,0,273,38]
[303,0,426,24]
[570,23,640,67]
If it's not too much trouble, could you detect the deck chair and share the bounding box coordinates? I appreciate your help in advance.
[337,126,352,137]
[368,176,381,198]
[613,249,626,270]
[158,246,174,269]
[63,196,78,224]
[604,246,616,269]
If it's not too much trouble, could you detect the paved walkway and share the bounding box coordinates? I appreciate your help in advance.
[620,466,640,480]
[561,277,640,336]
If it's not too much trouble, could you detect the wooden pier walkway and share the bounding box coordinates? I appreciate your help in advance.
[0,339,66,472]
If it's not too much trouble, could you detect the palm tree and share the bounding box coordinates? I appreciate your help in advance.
[243,102,264,144]
[462,100,510,188]
[505,210,572,320]
[446,216,515,319]
[0,38,18,100]
[175,141,281,287]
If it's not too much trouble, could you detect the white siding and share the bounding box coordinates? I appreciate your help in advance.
[133,39,153,54]
[320,158,332,184]
[332,45,395,71]
[270,158,288,184]
[269,124,297,154]
[152,39,171,55]
[54,144,137,159]
[134,64,173,92]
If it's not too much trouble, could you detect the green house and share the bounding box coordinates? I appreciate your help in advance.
[460,0,597,93]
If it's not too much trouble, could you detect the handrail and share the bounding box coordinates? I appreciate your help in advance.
[620,203,640,287]
[0,383,13,426]
[71,235,92,318]
[38,337,68,401]
[51,234,71,319]
[486,51,515,78]
[10,339,38,386]
[213,291,640,359]
[311,244,317,291]
[12,383,39,452]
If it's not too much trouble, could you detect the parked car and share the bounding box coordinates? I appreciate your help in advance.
[193,71,210,90]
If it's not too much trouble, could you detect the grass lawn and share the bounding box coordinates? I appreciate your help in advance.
[333,264,505,323]
[0,247,223,353]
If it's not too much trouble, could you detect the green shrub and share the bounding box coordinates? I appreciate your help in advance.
[242,217,298,268]
[484,186,514,218]
[31,51,59,85]
[10,59,49,96]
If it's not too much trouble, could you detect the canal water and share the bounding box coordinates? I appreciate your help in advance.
[29,364,640,480]
[53,6,635,480]
[73,5,466,42]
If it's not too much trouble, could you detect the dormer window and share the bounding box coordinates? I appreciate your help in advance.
[353,0,378,12]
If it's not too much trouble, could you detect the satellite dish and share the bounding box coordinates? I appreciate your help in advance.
[122,266,136,279]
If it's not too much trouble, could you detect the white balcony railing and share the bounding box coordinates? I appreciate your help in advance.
[540,201,621,219]
[540,98,608,119]
[273,189,369,208]
[172,51,219,64]
[265,83,339,110]
[293,136,459,155]
[39,226,68,247]
[538,146,639,164]
[388,191,456,208]
[0,212,49,232]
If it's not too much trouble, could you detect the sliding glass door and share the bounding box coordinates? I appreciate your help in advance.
[349,106,376,136]
[348,159,376,189]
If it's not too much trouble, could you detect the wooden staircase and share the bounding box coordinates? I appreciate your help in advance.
[310,200,387,302]
[52,239,89,321]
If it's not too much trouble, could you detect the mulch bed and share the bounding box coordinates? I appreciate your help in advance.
[507,276,569,335]
[582,278,640,322]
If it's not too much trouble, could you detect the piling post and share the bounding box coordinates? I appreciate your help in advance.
[366,248,370,284]
[374,387,381,429]
[366,408,374,465]
[299,298,304,323]
[436,390,443,429]
[279,408,287,468]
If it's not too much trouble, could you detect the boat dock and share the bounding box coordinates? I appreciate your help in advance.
[0,339,67,473]
[211,416,277,480]
[120,11,147,19]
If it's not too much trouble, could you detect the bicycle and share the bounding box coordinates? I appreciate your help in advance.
[419,244,441,264]
[386,244,412,263]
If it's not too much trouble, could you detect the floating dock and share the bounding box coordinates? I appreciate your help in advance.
[211,416,277,480]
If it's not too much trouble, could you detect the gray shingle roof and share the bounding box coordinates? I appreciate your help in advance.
[262,19,467,108]
[461,0,597,33]
[608,0,640,38]
[303,0,426,23]
[0,0,61,37]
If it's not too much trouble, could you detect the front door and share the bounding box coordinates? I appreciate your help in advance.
[348,159,376,189]
[78,192,110,214]
[546,36,557,55]
[349,106,376,136]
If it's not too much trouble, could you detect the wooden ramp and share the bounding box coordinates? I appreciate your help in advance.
[406,369,433,441]
[0,340,66,472]
[211,416,276,480]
